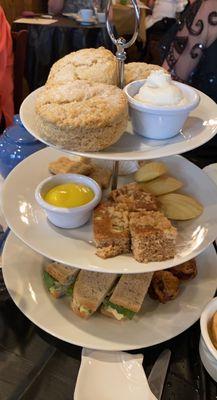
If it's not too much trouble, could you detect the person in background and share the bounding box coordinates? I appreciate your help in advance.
[145,0,188,64]
[146,0,187,30]
[0,6,14,131]
[48,0,94,14]
[161,0,217,166]
[162,0,217,100]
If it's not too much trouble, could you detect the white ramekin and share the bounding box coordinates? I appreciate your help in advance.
[200,297,217,381]
[35,174,102,229]
[124,79,200,140]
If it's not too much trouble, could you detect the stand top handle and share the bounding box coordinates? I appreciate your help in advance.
[106,0,140,88]
[106,0,140,50]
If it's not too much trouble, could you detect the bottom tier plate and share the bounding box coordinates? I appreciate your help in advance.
[2,233,217,351]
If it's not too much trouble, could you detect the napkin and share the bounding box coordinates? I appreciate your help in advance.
[74,349,157,400]
[14,18,57,25]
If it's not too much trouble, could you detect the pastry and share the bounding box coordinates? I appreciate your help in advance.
[170,259,197,280]
[129,211,177,263]
[48,156,93,175]
[47,47,118,86]
[89,166,112,190]
[93,202,130,259]
[148,270,180,303]
[109,182,158,211]
[35,80,128,152]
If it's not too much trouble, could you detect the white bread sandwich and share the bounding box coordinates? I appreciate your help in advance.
[43,261,79,298]
[71,270,118,319]
[101,273,153,320]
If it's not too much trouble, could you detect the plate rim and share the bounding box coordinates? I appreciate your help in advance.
[19,86,217,161]
[2,232,217,351]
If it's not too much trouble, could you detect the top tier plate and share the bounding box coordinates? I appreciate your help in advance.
[20,87,217,161]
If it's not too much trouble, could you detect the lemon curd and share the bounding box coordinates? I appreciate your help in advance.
[44,183,94,208]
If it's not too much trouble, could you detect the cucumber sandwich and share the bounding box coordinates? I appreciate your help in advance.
[44,261,79,298]
[101,273,153,320]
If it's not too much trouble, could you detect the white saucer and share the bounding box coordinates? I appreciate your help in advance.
[62,12,96,24]
[2,232,217,350]
[2,148,217,273]
[19,86,217,161]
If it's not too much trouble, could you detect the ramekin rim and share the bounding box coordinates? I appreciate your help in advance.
[124,79,200,113]
[35,173,102,213]
[200,297,217,360]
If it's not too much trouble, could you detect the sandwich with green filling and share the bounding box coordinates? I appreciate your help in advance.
[43,261,79,298]
[71,270,118,319]
[101,272,153,320]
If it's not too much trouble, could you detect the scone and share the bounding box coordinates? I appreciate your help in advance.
[125,62,166,85]
[47,47,118,86]
[35,80,128,152]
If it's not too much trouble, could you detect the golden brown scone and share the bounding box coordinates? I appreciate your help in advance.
[148,270,180,303]
[89,166,112,189]
[47,47,118,86]
[170,259,197,281]
[35,80,128,152]
[48,156,94,175]
[125,63,166,85]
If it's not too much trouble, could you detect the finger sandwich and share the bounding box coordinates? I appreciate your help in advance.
[101,273,153,320]
[44,262,79,298]
[71,270,118,319]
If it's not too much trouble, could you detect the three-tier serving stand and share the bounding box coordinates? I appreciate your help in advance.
[2,0,217,351]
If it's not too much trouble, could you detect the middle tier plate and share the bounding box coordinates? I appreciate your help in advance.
[2,147,217,273]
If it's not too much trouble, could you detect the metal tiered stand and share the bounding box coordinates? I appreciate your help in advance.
[2,0,217,355]
[106,0,140,189]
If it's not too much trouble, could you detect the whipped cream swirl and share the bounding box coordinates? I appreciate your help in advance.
[134,70,184,106]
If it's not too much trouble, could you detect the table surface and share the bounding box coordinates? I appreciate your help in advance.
[13,15,105,30]
[0,298,217,400]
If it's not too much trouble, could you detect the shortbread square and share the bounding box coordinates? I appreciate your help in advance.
[129,211,177,262]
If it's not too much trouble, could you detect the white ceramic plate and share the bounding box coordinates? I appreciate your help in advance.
[19,87,217,161]
[2,233,217,350]
[203,163,217,187]
[2,147,217,273]
[62,12,76,17]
